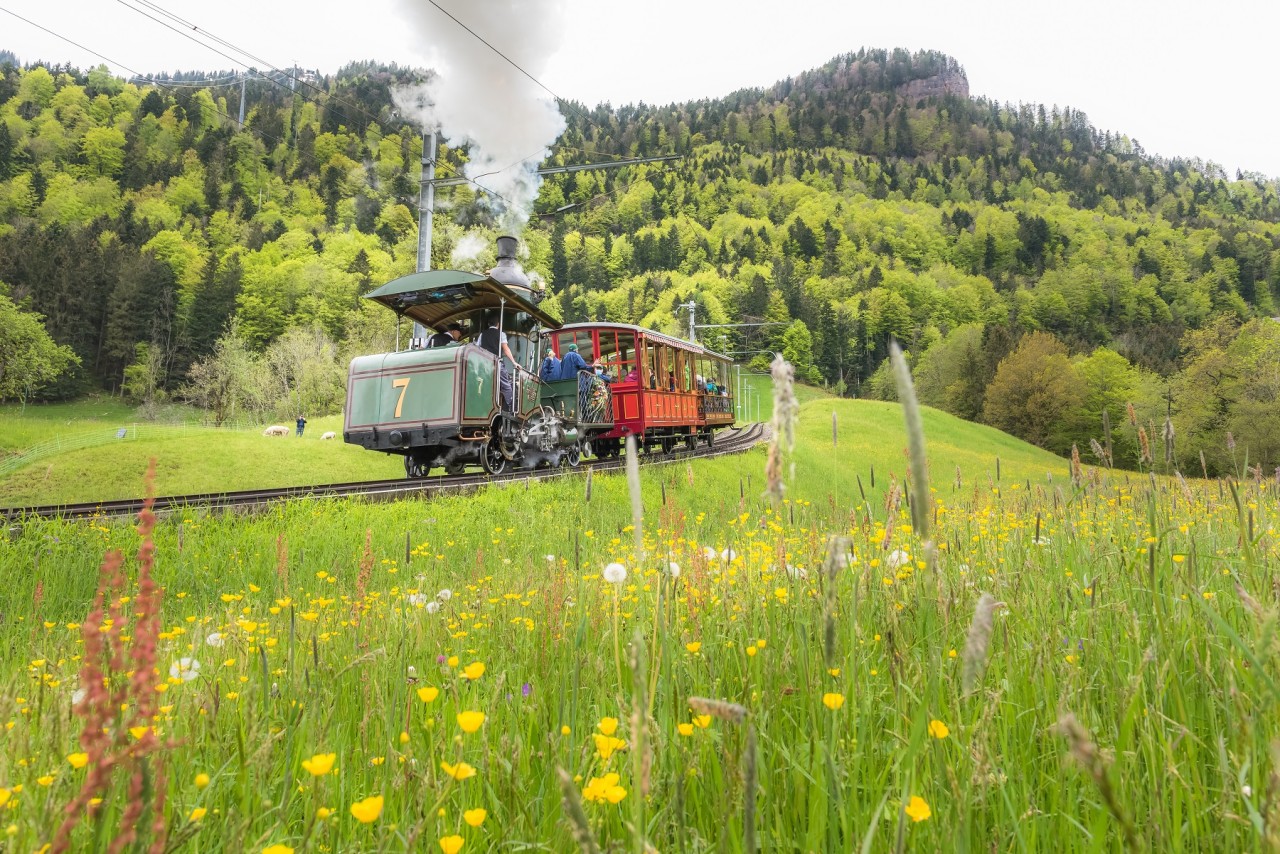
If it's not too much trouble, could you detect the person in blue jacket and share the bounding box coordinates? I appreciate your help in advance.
[539,346,561,382]
[558,343,588,379]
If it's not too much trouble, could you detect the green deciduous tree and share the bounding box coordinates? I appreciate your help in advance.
[0,287,80,404]
[982,331,1082,453]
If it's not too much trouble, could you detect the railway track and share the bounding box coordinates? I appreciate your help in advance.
[3,423,767,522]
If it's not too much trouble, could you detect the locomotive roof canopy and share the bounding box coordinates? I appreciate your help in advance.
[363,269,561,330]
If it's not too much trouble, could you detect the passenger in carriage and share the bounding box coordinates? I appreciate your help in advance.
[667,371,676,391]
[538,347,561,382]
[592,359,614,383]
[622,366,638,383]
[558,342,588,379]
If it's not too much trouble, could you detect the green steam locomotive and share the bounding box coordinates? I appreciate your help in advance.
[342,236,612,477]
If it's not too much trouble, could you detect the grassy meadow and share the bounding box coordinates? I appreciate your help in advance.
[2,391,1278,852]
[0,373,800,507]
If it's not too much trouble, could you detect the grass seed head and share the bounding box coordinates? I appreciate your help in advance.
[688,696,748,724]
[961,593,1004,695]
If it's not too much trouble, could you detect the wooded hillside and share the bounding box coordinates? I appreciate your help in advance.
[1,49,1277,473]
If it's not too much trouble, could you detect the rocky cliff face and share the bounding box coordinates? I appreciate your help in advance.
[898,68,970,100]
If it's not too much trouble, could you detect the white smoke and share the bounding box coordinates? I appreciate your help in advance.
[450,232,490,267]
[395,0,569,233]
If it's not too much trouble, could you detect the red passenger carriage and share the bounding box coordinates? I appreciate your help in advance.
[547,323,735,456]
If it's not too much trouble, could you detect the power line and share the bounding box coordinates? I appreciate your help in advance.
[0,5,285,149]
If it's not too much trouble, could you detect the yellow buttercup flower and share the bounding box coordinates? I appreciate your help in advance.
[0,789,11,807]
[262,845,294,854]
[439,835,465,854]
[447,656,459,667]
[129,726,150,740]
[677,723,694,737]
[597,717,619,736]
[350,794,384,823]
[457,711,485,734]
[417,686,440,703]
[463,808,487,827]
[581,772,627,804]
[441,760,477,780]
[189,807,207,821]
[462,661,485,680]
[593,733,627,760]
[928,719,950,739]
[685,642,702,653]
[560,725,571,735]
[194,773,210,789]
[822,693,845,710]
[37,775,55,787]
[317,807,333,820]
[302,753,336,776]
[905,795,931,822]
[692,714,712,729]
[67,752,89,769]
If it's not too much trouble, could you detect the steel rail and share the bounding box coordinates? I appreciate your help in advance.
[3,423,767,522]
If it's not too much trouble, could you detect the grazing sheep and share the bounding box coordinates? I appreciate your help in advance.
[262,425,290,437]
[320,431,337,441]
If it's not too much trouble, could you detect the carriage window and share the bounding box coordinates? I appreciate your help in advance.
[646,343,659,389]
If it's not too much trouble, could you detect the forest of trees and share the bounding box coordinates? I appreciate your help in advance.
[0,49,1277,473]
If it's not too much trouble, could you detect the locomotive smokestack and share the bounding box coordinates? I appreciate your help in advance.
[487,235,531,290]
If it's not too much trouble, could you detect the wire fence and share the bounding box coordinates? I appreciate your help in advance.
[0,419,260,479]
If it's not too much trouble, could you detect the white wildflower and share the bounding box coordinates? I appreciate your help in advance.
[666,562,681,578]
[169,657,201,682]
[407,665,418,679]
[205,632,224,648]
[886,549,910,570]
[603,562,628,584]
[71,687,86,706]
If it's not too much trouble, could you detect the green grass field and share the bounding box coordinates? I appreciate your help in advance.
[0,376,821,507]
[2,387,1275,852]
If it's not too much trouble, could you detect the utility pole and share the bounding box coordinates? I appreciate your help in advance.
[238,72,246,127]
[412,129,438,348]
[677,301,698,342]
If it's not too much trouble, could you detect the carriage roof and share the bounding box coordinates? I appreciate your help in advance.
[553,322,733,362]
[364,270,561,330]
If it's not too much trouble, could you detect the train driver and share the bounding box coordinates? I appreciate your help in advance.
[479,319,517,411]
[427,322,464,348]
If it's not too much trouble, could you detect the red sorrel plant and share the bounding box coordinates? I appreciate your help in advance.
[51,459,170,854]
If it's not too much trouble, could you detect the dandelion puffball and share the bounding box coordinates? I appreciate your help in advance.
[603,563,628,584]
[666,562,681,577]
[437,589,453,601]
[886,549,910,570]
[425,601,441,615]
[407,593,427,607]
[205,632,224,648]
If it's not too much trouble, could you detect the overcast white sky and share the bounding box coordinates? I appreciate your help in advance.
[4,0,1278,177]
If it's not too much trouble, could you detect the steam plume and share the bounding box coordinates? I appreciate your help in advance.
[395,0,568,232]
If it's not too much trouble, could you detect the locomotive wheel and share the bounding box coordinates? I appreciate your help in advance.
[662,437,676,455]
[444,462,465,475]
[480,438,507,475]
[565,442,582,468]
[706,430,715,448]
[684,434,697,451]
[404,456,428,479]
